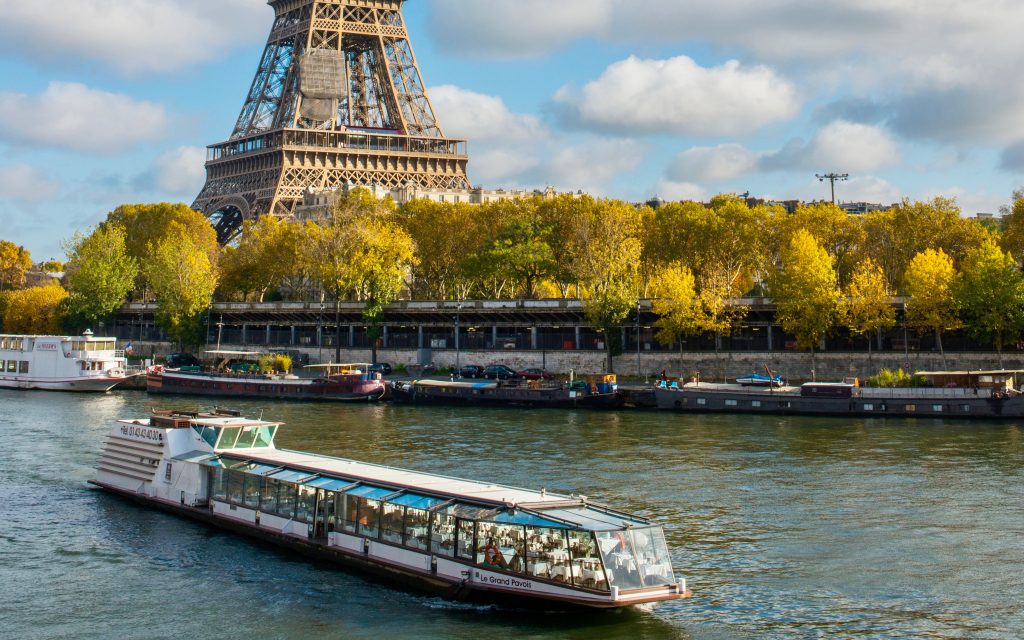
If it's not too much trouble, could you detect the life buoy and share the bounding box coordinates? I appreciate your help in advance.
[483,543,503,566]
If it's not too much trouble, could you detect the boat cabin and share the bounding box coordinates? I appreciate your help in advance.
[800,382,855,398]
[915,370,1023,392]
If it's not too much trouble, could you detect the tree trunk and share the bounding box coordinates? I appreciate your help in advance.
[334,299,342,365]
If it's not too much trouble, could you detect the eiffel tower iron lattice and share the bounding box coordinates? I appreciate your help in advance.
[192,0,471,242]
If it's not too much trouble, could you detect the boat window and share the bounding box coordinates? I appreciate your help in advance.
[211,468,228,502]
[340,494,359,534]
[932,405,943,412]
[567,530,603,589]
[431,512,456,557]
[359,499,382,538]
[277,483,297,518]
[524,526,570,583]
[251,425,277,448]
[477,523,526,573]
[596,531,641,591]
[243,474,261,509]
[381,503,405,544]
[233,427,259,449]
[260,477,280,513]
[216,427,241,450]
[227,470,244,505]
[194,426,220,448]
[863,404,874,411]
[404,507,431,551]
[456,519,475,560]
[295,485,317,523]
[628,527,676,588]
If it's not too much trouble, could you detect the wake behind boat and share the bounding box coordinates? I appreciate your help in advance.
[90,409,689,609]
[147,354,386,402]
[0,330,137,392]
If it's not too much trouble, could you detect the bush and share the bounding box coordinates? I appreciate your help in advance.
[867,368,928,388]
[259,353,292,374]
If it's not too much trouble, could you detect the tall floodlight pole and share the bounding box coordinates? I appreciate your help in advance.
[816,173,849,204]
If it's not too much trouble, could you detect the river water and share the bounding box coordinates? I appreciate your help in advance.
[0,391,1022,639]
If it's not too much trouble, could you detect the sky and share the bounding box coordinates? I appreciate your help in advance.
[2,0,1024,260]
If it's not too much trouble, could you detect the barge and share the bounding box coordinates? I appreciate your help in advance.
[91,410,688,609]
[654,370,1024,419]
[148,361,386,402]
[391,375,624,410]
[0,330,137,392]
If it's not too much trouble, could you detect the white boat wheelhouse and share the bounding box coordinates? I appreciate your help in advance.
[94,412,686,607]
[0,330,131,391]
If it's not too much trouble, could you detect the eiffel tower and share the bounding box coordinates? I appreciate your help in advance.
[192,0,471,242]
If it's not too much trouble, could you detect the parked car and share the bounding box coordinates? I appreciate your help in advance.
[517,367,554,381]
[483,364,517,380]
[164,353,201,369]
[368,362,392,376]
[459,364,485,379]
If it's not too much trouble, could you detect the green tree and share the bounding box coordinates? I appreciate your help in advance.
[105,203,219,298]
[1000,190,1024,263]
[769,230,839,377]
[0,240,32,291]
[2,283,68,334]
[219,215,301,302]
[955,240,1024,366]
[483,199,556,299]
[838,259,895,364]
[571,199,644,373]
[143,224,219,347]
[904,248,960,365]
[63,224,139,330]
[652,262,706,374]
[399,199,487,300]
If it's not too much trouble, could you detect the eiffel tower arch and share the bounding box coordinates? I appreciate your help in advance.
[193,0,471,242]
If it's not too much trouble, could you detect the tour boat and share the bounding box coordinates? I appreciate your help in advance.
[91,410,689,609]
[147,358,386,402]
[0,330,136,392]
[390,374,624,409]
[654,370,1024,419]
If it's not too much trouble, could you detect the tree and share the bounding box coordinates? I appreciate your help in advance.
[1000,189,1024,263]
[219,215,301,302]
[0,240,32,291]
[838,259,895,364]
[399,199,486,300]
[105,203,219,298]
[63,224,139,330]
[955,240,1024,367]
[778,203,865,287]
[652,262,706,374]
[769,230,839,377]
[143,224,219,347]
[482,199,556,299]
[1,283,68,334]
[357,217,416,364]
[904,249,960,365]
[571,199,644,373]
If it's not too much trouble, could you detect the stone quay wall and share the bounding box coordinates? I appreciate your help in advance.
[131,341,1023,382]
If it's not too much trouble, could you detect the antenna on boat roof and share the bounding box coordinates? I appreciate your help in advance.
[258,409,265,420]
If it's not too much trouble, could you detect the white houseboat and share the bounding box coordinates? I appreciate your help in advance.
[91,410,690,609]
[0,330,135,392]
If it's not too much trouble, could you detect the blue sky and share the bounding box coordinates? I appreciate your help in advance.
[1,0,1023,260]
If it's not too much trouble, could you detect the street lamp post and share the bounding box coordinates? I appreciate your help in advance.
[454,303,462,376]
[216,317,224,351]
[318,302,324,364]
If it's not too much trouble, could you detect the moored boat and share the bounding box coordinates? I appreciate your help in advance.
[0,330,138,392]
[90,410,689,609]
[391,374,623,409]
[655,370,1024,419]
[147,357,386,402]
[735,373,784,387]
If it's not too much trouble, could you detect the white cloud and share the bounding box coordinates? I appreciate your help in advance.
[430,85,544,142]
[0,164,59,201]
[537,139,648,195]
[0,82,167,153]
[151,146,207,195]
[0,0,268,74]
[429,0,609,58]
[654,181,707,202]
[669,144,760,182]
[431,0,1024,145]
[554,56,799,137]
[669,121,899,184]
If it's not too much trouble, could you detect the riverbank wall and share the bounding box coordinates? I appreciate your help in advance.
[129,341,1022,381]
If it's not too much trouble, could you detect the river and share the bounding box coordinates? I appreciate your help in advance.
[0,391,1021,639]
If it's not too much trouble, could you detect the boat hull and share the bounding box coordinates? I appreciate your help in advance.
[391,383,624,409]
[90,482,683,610]
[147,372,386,402]
[654,387,1024,419]
[0,375,134,392]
